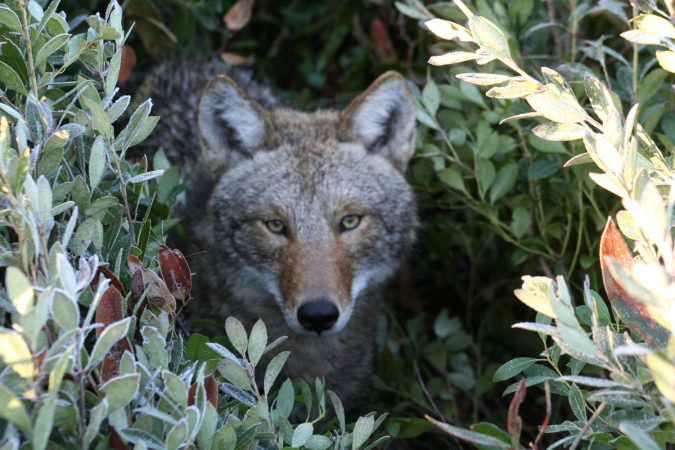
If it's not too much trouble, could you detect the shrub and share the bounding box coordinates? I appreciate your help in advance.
[400,0,675,447]
[0,1,389,449]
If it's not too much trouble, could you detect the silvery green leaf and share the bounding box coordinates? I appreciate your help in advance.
[264,351,290,396]
[6,266,34,315]
[489,163,518,204]
[532,123,585,141]
[106,50,122,95]
[57,253,76,298]
[162,370,187,408]
[607,410,667,431]
[127,170,164,184]
[142,326,168,370]
[0,61,27,96]
[107,95,130,123]
[205,342,239,363]
[122,99,152,152]
[327,390,345,433]
[364,436,391,450]
[616,210,642,240]
[275,379,295,421]
[225,316,248,356]
[84,399,108,448]
[468,16,510,60]
[50,201,74,216]
[352,415,375,450]
[33,393,56,450]
[117,428,165,450]
[51,291,79,331]
[100,373,140,413]
[263,335,287,355]
[87,318,131,370]
[395,2,429,20]
[0,328,33,381]
[586,390,648,407]
[428,51,477,65]
[292,423,313,448]
[305,434,332,450]
[217,358,251,391]
[568,384,586,421]
[619,422,661,450]
[72,218,98,256]
[526,84,588,123]
[36,176,52,222]
[220,382,256,406]
[89,136,106,189]
[84,197,119,216]
[35,33,70,67]
[492,357,538,382]
[185,406,200,440]
[632,14,675,39]
[278,415,293,445]
[247,319,267,367]
[584,74,614,122]
[80,96,111,140]
[197,402,218,450]
[456,73,511,86]
[0,383,32,431]
[563,152,594,167]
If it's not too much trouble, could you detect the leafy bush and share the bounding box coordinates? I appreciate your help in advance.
[0,2,389,449]
[398,0,675,447]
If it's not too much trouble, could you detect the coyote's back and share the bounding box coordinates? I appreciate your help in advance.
[140,59,418,408]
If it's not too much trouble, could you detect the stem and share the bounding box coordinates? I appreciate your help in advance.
[570,0,578,62]
[19,1,40,96]
[112,150,137,244]
[545,0,563,63]
[632,6,639,104]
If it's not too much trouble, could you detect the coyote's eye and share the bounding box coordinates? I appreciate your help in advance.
[265,219,286,235]
[340,215,362,231]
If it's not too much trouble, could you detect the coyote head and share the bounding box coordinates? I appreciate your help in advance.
[197,72,417,336]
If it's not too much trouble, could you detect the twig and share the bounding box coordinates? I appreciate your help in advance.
[413,360,445,422]
[569,403,606,450]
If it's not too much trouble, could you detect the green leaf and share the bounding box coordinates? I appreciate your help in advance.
[584,75,614,122]
[489,163,518,203]
[72,218,98,256]
[35,33,70,67]
[80,96,111,140]
[0,382,32,431]
[292,423,313,448]
[0,6,22,31]
[123,99,152,151]
[427,416,510,449]
[305,434,332,450]
[476,158,496,192]
[275,379,295,423]
[247,319,267,367]
[162,371,188,408]
[429,51,477,65]
[100,373,140,413]
[6,266,34,315]
[468,16,511,60]
[510,206,530,238]
[394,1,429,20]
[528,157,559,180]
[493,358,537,382]
[568,384,586,421]
[636,68,668,106]
[84,399,108,448]
[225,316,248,355]
[87,318,131,370]
[166,419,189,450]
[84,197,119,217]
[0,61,27,96]
[526,85,588,123]
[142,326,168,370]
[632,13,675,38]
[619,423,661,450]
[127,170,164,184]
[422,79,440,116]
[436,167,465,191]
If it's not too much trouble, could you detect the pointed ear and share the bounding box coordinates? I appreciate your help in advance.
[198,75,277,178]
[338,71,416,172]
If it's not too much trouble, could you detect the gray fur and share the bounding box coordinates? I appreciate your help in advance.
[142,60,418,409]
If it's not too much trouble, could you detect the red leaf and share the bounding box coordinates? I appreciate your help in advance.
[101,338,133,383]
[108,425,129,450]
[370,18,397,64]
[119,45,137,83]
[132,268,176,313]
[600,217,667,345]
[224,0,254,32]
[127,254,143,275]
[507,378,526,447]
[158,244,192,302]
[90,266,126,297]
[96,287,125,338]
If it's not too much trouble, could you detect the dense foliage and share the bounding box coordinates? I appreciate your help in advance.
[0,2,388,448]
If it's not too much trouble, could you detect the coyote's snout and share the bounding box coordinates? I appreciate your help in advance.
[146,61,418,409]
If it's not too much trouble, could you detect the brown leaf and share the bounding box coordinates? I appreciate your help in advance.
[119,45,137,83]
[507,378,526,447]
[96,287,125,338]
[370,18,397,65]
[158,244,192,302]
[224,0,254,32]
[188,374,219,408]
[600,217,667,345]
[135,268,176,313]
[130,268,144,312]
[108,425,129,450]
[220,52,253,66]
[127,254,143,274]
[101,338,133,383]
[90,266,126,297]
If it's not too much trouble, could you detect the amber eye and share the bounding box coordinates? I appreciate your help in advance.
[265,219,286,235]
[340,215,362,231]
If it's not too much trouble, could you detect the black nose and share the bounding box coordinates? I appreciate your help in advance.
[297,300,339,333]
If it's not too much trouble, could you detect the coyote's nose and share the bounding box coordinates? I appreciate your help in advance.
[297,300,339,333]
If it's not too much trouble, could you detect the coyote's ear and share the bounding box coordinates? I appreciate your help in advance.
[198,75,277,178]
[338,71,416,172]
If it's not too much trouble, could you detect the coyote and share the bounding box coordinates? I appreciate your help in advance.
[140,60,418,408]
